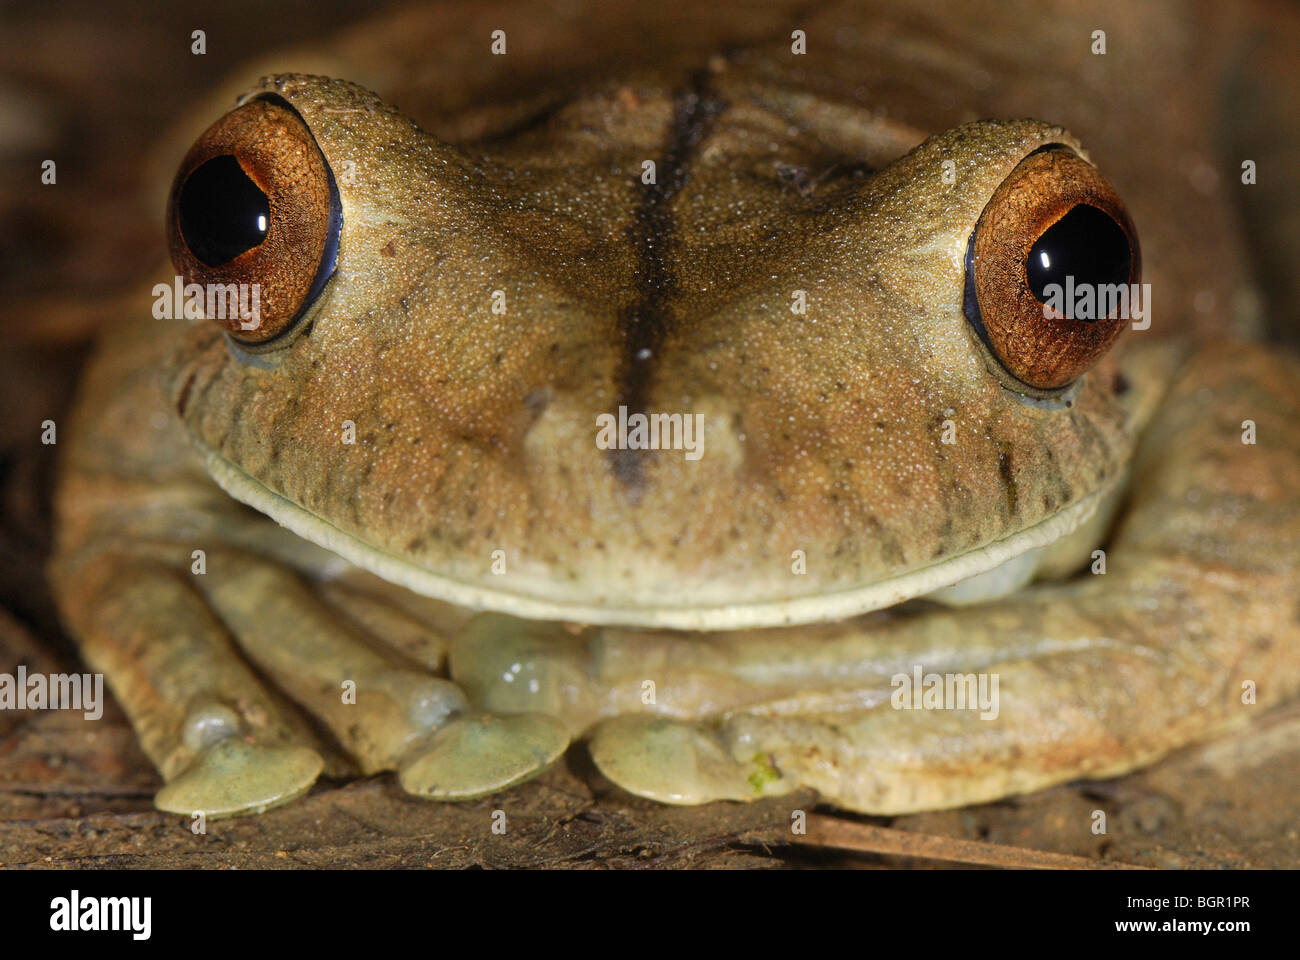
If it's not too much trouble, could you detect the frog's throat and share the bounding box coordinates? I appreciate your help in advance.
[199,444,1105,630]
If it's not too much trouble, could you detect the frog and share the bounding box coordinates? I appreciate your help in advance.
[47,2,1300,820]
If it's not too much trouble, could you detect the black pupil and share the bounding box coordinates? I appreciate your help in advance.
[1025,203,1130,307]
[178,154,270,267]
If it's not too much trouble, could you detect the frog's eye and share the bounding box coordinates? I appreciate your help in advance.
[963,145,1139,390]
[166,96,340,344]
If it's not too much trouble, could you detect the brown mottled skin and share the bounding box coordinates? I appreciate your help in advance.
[170,77,1130,621]
[49,0,1300,815]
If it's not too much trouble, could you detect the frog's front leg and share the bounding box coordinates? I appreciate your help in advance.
[51,315,566,816]
[52,547,329,818]
[56,523,568,816]
[191,550,567,800]
[455,340,1300,813]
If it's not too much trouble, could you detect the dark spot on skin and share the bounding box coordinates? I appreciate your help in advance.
[524,387,550,416]
[608,450,641,497]
[775,163,808,185]
[865,515,906,567]
[176,371,197,416]
[774,162,859,199]
[1113,372,1130,396]
[406,536,426,553]
[933,516,954,557]
[381,241,396,257]
[997,447,1019,518]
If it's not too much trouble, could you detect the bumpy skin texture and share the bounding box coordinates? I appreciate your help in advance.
[170,75,1134,625]
[49,0,1300,816]
[459,341,1300,811]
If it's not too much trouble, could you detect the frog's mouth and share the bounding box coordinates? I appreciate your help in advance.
[198,440,1115,629]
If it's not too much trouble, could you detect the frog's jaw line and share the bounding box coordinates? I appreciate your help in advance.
[199,444,1102,630]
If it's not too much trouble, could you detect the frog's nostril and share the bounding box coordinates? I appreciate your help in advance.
[523,387,552,420]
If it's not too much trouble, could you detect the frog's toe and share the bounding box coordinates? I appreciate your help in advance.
[397,712,569,800]
[49,556,335,817]
[589,715,794,805]
[199,553,576,799]
[197,553,485,776]
[155,737,324,818]
[449,614,592,728]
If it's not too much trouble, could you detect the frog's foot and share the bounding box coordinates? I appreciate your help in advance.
[50,555,330,818]
[193,551,570,801]
[580,570,1297,813]
[397,713,569,800]
[53,546,568,814]
[156,737,323,819]
[455,553,1300,815]
[587,715,800,805]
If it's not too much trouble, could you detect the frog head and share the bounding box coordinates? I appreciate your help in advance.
[164,72,1143,629]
